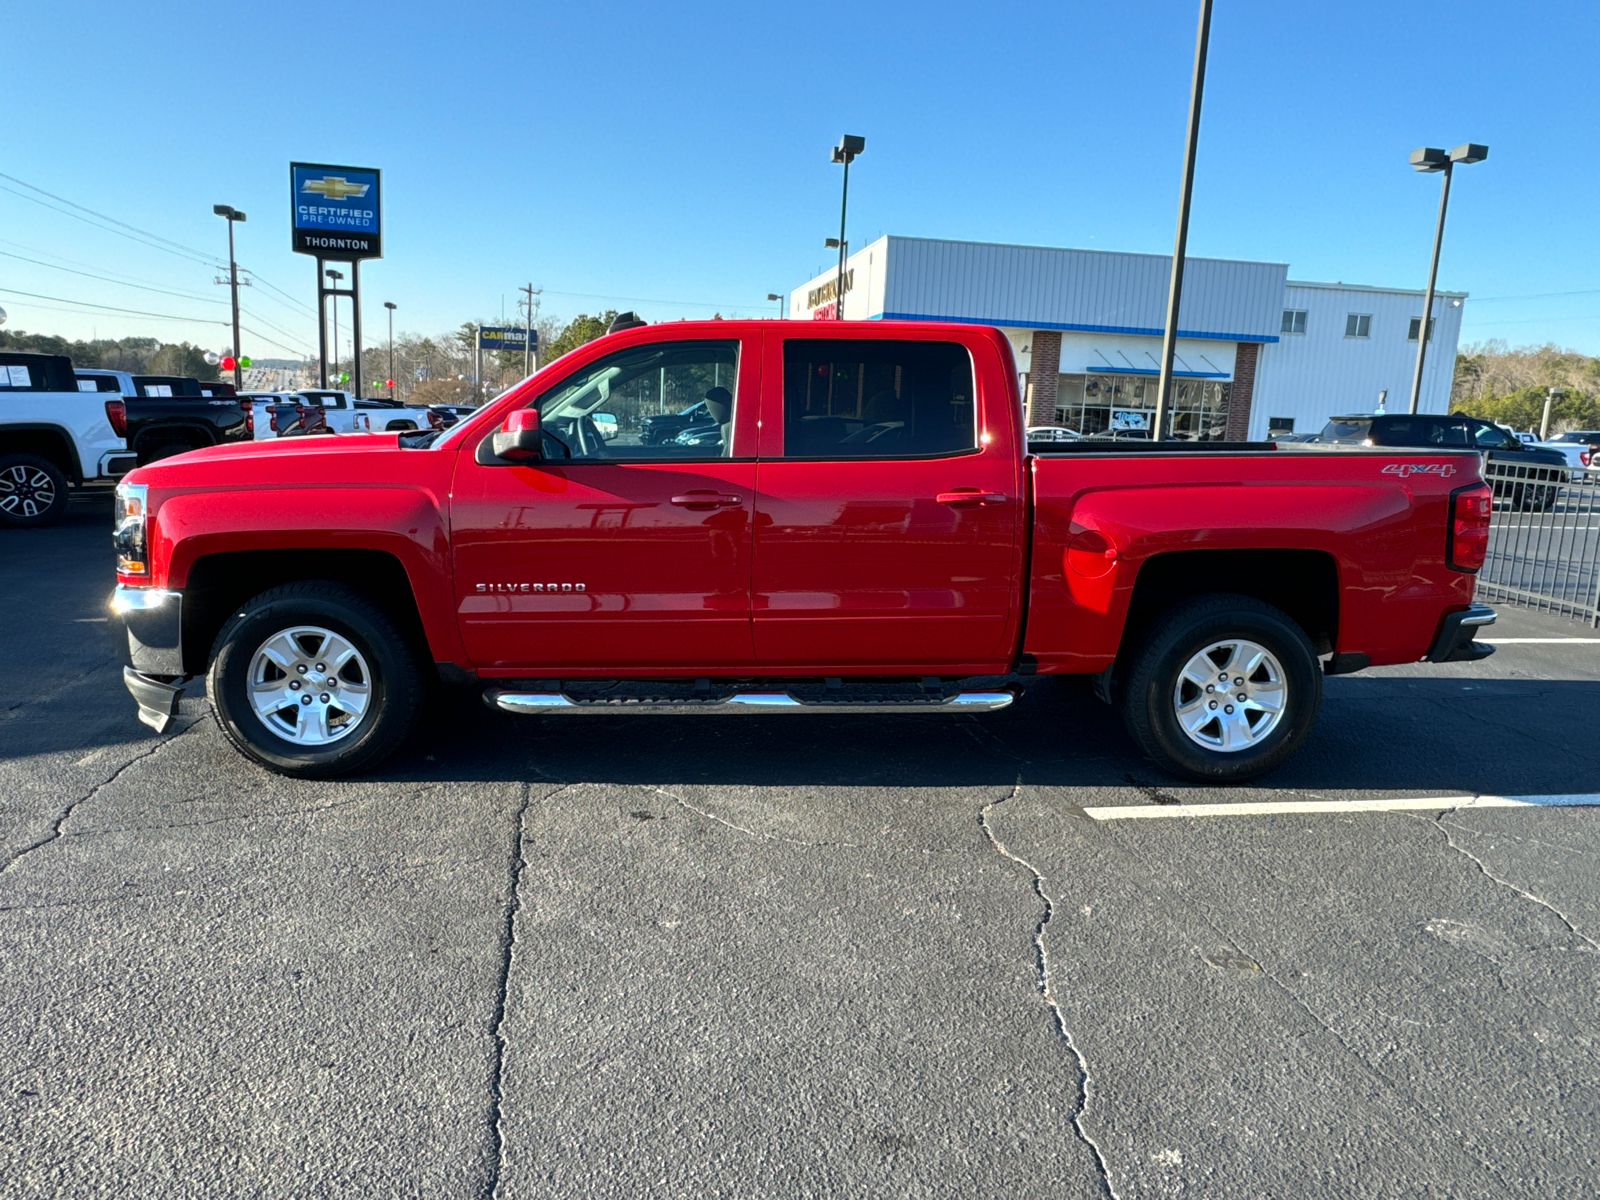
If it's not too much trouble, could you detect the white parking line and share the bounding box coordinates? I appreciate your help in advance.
[1083,794,1600,820]
[1480,638,1600,644]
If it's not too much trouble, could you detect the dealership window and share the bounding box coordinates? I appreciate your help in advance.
[1281,309,1307,335]
[1344,313,1372,338]
[1051,372,1229,442]
[1407,317,1436,342]
[780,339,975,458]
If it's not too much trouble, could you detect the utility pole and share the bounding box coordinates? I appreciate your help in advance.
[1153,0,1213,442]
[213,205,246,388]
[519,282,539,377]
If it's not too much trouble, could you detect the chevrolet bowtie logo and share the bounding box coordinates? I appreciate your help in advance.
[301,176,369,200]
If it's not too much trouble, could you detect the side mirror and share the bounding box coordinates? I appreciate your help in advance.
[491,408,542,462]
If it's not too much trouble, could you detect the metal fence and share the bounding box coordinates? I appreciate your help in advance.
[1476,458,1600,626]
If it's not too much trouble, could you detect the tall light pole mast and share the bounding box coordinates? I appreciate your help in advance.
[325,268,344,384]
[212,205,247,388]
[1406,143,1488,413]
[1152,0,1212,442]
[384,301,397,399]
[830,135,864,320]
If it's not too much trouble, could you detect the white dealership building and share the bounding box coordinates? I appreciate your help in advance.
[789,236,1465,441]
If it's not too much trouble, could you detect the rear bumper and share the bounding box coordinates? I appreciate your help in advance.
[1424,603,1497,663]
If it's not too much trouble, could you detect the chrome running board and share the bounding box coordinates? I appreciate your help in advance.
[484,688,1018,716]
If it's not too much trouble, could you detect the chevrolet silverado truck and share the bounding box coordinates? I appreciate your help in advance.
[1,351,135,525]
[109,320,1497,781]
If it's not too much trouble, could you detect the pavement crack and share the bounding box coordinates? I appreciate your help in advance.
[0,724,191,878]
[482,783,536,1200]
[978,778,1118,1200]
[652,786,861,849]
[1426,811,1599,953]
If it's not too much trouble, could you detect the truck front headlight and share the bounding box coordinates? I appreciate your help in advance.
[114,481,149,577]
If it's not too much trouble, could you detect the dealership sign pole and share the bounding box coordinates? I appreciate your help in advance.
[291,163,382,396]
[1153,0,1212,443]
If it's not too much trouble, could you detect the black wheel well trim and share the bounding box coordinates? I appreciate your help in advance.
[0,424,85,483]
[1114,548,1341,677]
[180,548,435,680]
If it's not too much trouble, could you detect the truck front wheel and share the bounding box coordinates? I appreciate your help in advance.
[1119,594,1322,784]
[207,582,423,778]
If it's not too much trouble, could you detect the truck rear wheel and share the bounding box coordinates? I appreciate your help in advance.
[207,582,422,778]
[0,453,69,527]
[1119,594,1321,784]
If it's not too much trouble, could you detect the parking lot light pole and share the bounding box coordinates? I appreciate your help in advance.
[212,205,246,388]
[767,292,784,320]
[384,302,397,399]
[1407,142,1488,414]
[325,269,344,384]
[830,135,864,320]
[1153,0,1213,443]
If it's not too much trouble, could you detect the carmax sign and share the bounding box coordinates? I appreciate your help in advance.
[290,162,382,260]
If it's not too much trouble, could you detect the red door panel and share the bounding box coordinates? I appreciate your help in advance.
[451,460,756,671]
[749,328,1023,672]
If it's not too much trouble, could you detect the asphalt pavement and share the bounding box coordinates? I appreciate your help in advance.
[1,493,1597,1198]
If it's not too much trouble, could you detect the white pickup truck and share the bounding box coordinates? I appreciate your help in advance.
[1,351,134,526]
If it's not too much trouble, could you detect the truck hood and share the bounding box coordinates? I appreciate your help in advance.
[125,431,427,487]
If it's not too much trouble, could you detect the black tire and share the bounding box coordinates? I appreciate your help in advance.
[0,453,70,527]
[142,441,195,465]
[207,582,422,778]
[1119,594,1322,784]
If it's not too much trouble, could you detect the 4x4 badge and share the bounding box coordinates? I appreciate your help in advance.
[1382,463,1457,479]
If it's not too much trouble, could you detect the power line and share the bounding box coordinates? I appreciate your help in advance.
[1470,288,1600,304]
[0,248,229,306]
[0,285,222,323]
[0,171,226,267]
[538,287,776,311]
[238,266,318,316]
[0,298,219,328]
[238,307,316,355]
[239,323,316,358]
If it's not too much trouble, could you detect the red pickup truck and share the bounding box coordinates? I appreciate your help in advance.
[110,320,1496,782]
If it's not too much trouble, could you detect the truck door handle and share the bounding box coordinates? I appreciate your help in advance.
[936,491,1008,506]
[671,492,743,508]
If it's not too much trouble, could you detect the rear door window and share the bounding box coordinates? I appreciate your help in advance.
[780,339,975,458]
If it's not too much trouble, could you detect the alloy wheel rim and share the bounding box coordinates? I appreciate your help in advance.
[1172,638,1287,753]
[0,464,56,518]
[247,625,373,747]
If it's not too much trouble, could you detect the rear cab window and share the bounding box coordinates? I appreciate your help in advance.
[777,339,976,458]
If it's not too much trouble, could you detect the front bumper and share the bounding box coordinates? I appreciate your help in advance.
[1424,603,1497,664]
[110,586,188,731]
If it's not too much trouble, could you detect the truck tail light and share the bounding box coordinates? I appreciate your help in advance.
[1583,449,1593,468]
[240,398,254,435]
[269,407,280,433]
[1447,482,1492,572]
[114,481,149,578]
[105,399,127,438]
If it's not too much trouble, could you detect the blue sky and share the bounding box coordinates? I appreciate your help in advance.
[4,0,1597,360]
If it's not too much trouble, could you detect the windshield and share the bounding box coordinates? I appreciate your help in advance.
[1319,419,1371,443]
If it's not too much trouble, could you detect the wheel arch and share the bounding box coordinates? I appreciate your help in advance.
[180,548,434,679]
[0,426,84,483]
[1120,548,1340,663]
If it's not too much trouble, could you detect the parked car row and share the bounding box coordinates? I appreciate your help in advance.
[1,348,472,526]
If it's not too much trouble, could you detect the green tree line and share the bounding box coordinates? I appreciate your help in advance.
[1451,341,1600,431]
[0,330,221,381]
